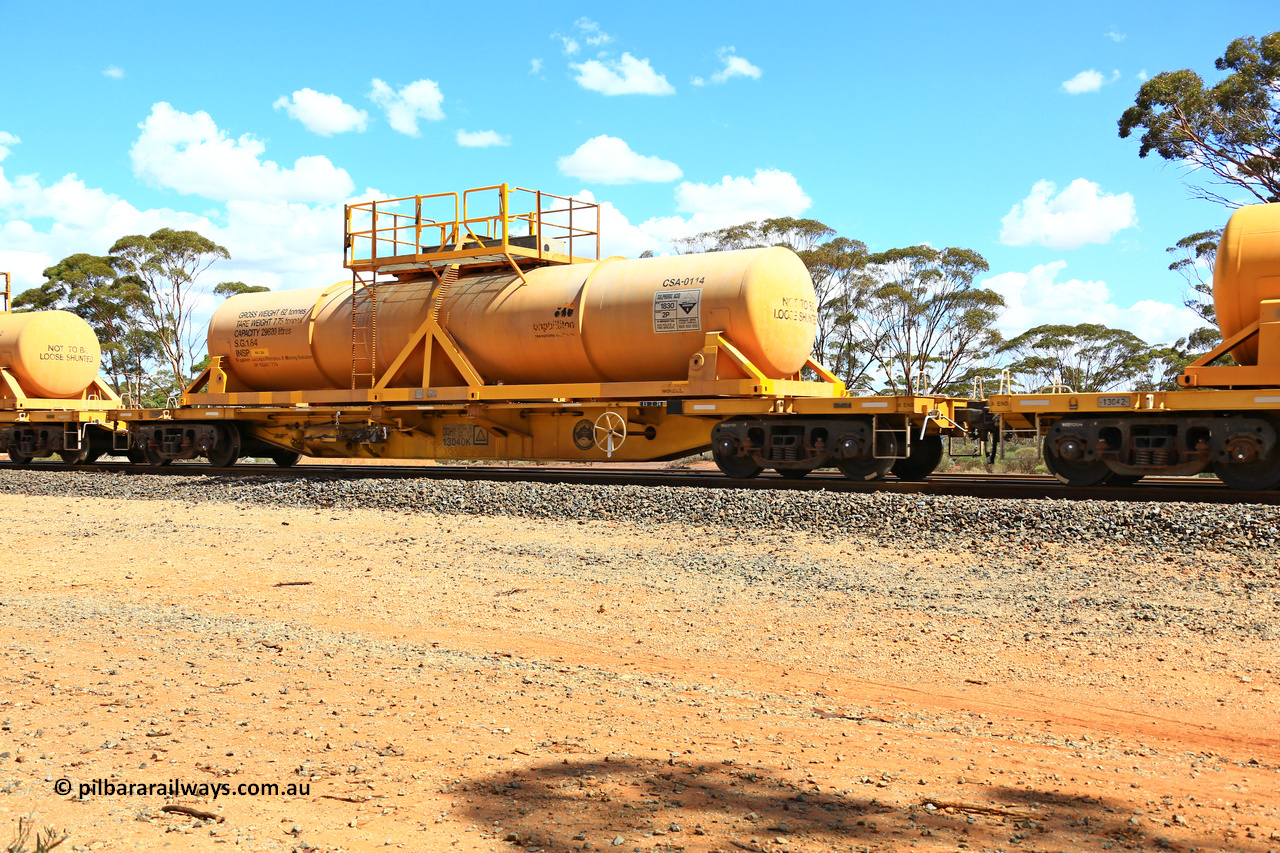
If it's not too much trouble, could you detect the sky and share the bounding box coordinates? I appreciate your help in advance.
[0,1,1275,349]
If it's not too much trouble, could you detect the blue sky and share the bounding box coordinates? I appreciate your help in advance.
[0,1,1275,346]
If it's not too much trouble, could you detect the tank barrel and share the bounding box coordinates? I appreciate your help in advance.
[207,248,818,393]
[1212,203,1280,366]
[0,310,103,399]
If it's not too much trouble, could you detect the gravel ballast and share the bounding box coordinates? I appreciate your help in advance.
[1,467,1276,552]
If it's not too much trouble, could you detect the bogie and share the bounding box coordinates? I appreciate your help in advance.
[711,415,923,481]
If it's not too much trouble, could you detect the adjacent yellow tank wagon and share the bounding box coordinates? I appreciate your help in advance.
[992,202,1280,491]
[0,272,126,464]
[82,185,981,479]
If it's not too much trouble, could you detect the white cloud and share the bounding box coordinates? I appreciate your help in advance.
[984,261,1202,345]
[556,35,579,56]
[557,136,681,184]
[103,65,124,79]
[367,78,445,136]
[709,47,762,84]
[1061,69,1104,94]
[130,102,355,204]
[1105,29,1126,42]
[572,53,675,96]
[638,169,812,244]
[566,189,662,259]
[1137,69,1149,81]
[574,18,612,46]
[273,88,369,136]
[0,131,18,162]
[530,58,544,75]
[1,134,374,318]
[674,170,810,218]
[456,129,510,148]
[999,179,1136,250]
[691,76,706,87]
[570,169,813,257]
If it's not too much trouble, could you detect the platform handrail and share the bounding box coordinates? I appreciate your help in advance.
[344,184,600,271]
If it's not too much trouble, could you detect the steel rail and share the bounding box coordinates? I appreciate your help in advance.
[2,460,1275,505]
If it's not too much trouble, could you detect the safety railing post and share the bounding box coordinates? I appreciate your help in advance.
[535,191,542,257]
[415,197,422,255]
[499,183,509,250]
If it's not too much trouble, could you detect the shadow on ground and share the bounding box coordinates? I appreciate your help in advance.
[451,756,1203,851]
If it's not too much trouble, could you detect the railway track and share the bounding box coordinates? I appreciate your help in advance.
[3,459,1275,505]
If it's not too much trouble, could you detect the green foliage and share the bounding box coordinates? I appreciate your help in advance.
[803,236,871,384]
[848,245,1003,395]
[1118,31,1280,205]
[110,228,231,382]
[13,253,160,390]
[1167,227,1222,323]
[1000,323,1177,392]
[671,217,836,255]
[8,228,232,403]
[1164,228,1232,371]
[673,222,1001,393]
[213,281,270,298]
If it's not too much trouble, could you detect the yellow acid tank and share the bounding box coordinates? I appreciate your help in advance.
[0,310,103,398]
[1214,202,1280,365]
[207,247,818,390]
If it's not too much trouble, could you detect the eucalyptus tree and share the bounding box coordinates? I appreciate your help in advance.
[847,246,1003,395]
[12,253,159,389]
[214,281,270,298]
[1000,324,1159,393]
[1118,31,1280,206]
[109,229,231,383]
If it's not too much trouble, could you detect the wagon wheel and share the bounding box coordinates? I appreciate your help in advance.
[1043,440,1112,487]
[206,424,241,468]
[1209,420,1280,490]
[837,429,897,481]
[271,450,302,468]
[6,449,33,465]
[58,448,89,465]
[835,456,895,481]
[774,468,811,480]
[711,448,761,479]
[126,448,149,465]
[593,411,628,458]
[891,434,944,481]
[1214,455,1280,490]
[142,445,172,467]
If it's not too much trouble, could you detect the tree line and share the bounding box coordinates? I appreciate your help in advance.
[674,219,1200,396]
